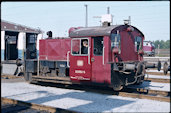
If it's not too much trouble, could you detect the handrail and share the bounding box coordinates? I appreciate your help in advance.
[67,51,70,67]
[37,56,39,76]
[103,46,105,65]
[88,47,91,64]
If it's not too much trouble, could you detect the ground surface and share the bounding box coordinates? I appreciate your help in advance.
[1,77,170,112]
[1,102,49,113]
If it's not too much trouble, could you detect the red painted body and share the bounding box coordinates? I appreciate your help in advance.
[143,46,152,51]
[39,38,71,61]
[69,37,92,82]
[143,41,155,56]
[143,41,154,52]
[119,31,138,61]
[39,25,145,85]
[91,36,111,84]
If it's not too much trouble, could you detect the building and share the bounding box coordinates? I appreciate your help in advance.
[1,20,43,75]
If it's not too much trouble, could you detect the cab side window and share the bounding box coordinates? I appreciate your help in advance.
[111,33,121,53]
[71,38,89,55]
[81,39,88,54]
[72,39,80,55]
[93,37,103,56]
[135,36,142,52]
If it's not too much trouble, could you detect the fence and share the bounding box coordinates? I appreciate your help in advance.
[155,49,170,57]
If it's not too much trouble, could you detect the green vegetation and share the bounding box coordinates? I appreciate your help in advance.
[152,40,170,49]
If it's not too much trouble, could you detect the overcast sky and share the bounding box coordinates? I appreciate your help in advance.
[1,1,170,41]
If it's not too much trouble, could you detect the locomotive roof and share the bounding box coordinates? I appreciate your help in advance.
[69,25,144,38]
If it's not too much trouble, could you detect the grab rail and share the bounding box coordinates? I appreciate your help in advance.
[103,46,105,65]
[88,47,91,64]
[67,51,70,67]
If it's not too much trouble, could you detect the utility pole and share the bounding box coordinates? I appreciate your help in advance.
[158,44,160,56]
[129,16,131,25]
[84,4,88,27]
[107,7,110,14]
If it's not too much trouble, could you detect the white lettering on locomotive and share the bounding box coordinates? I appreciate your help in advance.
[75,70,85,74]
[70,76,90,80]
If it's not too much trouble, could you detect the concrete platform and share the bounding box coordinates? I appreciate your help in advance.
[1,63,17,75]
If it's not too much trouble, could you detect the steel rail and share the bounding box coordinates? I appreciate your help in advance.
[117,92,170,102]
[1,97,77,113]
[145,78,170,83]
[2,74,170,83]
[1,74,23,79]
[146,72,170,76]
[125,87,170,97]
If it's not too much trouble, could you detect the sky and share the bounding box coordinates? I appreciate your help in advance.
[1,1,170,41]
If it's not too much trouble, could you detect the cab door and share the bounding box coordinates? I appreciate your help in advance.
[91,36,111,84]
[69,38,92,81]
[91,37,104,83]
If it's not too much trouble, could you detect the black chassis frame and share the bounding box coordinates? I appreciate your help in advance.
[24,59,69,77]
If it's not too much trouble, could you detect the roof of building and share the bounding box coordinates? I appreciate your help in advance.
[1,20,43,34]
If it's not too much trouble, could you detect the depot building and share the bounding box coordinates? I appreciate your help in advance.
[1,20,43,75]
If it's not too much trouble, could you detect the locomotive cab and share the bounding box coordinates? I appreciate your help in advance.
[69,25,146,90]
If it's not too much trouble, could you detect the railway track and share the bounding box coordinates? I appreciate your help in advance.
[2,73,170,103]
[1,74,23,79]
[1,97,76,113]
[117,92,169,102]
[30,78,170,103]
[144,78,170,83]
[2,74,169,83]
[146,72,170,76]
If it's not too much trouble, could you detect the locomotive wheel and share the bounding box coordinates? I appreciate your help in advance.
[134,76,144,85]
[135,63,145,85]
[163,62,168,75]
[111,71,123,91]
[134,77,141,85]
[24,72,32,83]
[137,62,143,75]
[112,84,123,91]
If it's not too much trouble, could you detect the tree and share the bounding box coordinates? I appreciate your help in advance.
[151,40,170,49]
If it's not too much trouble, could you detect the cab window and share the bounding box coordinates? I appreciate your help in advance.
[71,38,89,55]
[71,39,80,55]
[135,36,142,52]
[93,37,103,56]
[81,39,88,54]
[110,33,121,53]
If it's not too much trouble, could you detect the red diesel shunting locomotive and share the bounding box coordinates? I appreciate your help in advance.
[143,41,155,56]
[23,23,161,91]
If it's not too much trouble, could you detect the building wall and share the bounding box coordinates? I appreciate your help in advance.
[1,30,43,61]
[1,31,5,61]
[18,32,26,60]
[37,33,43,58]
